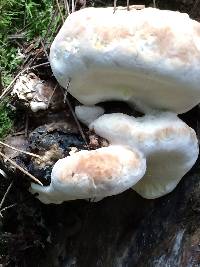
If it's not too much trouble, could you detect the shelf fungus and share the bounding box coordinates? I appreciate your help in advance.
[30,146,146,204]
[30,7,200,203]
[89,112,199,199]
[50,7,200,114]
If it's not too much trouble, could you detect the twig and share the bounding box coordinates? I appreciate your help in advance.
[0,181,13,217]
[0,169,7,178]
[63,0,70,15]
[55,0,65,24]
[0,182,13,209]
[153,0,156,7]
[81,0,86,8]
[13,40,24,49]
[127,0,130,10]
[0,192,38,215]
[47,84,58,108]
[29,62,50,69]
[7,34,25,40]
[65,96,89,147]
[0,151,43,185]
[23,39,49,67]
[23,0,27,27]
[61,81,88,146]
[40,40,49,61]
[0,69,27,101]
[12,131,26,136]
[113,0,117,13]
[0,203,17,215]
[72,0,75,13]
[63,79,71,103]
[0,141,41,159]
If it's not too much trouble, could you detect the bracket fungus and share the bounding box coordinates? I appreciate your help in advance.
[75,105,105,126]
[50,7,200,114]
[89,112,199,199]
[30,6,200,203]
[30,145,146,204]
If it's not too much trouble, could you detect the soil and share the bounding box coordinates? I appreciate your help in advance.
[1,1,200,266]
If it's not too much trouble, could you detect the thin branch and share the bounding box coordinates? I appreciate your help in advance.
[65,96,89,147]
[55,0,65,24]
[81,0,86,8]
[47,84,58,108]
[0,181,13,211]
[0,203,17,216]
[61,81,88,147]
[0,169,8,178]
[127,0,130,10]
[0,151,43,185]
[0,193,39,216]
[0,141,42,159]
[63,0,70,16]
[153,0,156,7]
[63,78,71,103]
[12,131,26,136]
[72,0,76,13]
[113,0,117,13]
[29,62,50,69]
[72,0,75,13]
[40,40,49,61]
[0,69,27,101]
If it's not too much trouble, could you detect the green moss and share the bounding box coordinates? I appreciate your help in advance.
[0,0,65,138]
[0,0,56,39]
[0,101,13,139]
[0,0,64,86]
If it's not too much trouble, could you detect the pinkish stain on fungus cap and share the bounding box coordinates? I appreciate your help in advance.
[30,145,146,204]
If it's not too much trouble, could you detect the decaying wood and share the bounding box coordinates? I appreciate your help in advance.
[0,151,43,185]
[0,141,41,159]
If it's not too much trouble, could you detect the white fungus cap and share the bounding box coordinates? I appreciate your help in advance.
[50,7,200,114]
[30,145,146,204]
[75,105,104,126]
[90,112,199,199]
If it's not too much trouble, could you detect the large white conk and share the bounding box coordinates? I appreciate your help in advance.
[50,7,200,114]
[30,145,146,204]
[89,112,199,199]
[31,7,200,204]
